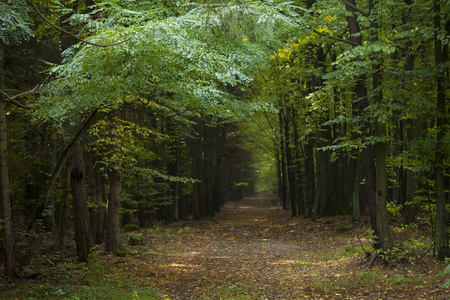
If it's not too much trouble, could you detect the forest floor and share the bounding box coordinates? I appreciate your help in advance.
[2,193,450,299]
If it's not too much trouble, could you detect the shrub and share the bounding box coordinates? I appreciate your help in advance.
[128,233,145,246]
[122,224,139,233]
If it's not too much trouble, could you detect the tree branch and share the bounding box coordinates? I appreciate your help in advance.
[0,85,39,109]
[42,108,99,208]
[26,0,131,48]
[269,3,360,47]
[309,27,359,47]
[341,0,370,17]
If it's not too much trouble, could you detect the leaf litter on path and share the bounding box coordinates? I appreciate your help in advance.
[119,195,449,299]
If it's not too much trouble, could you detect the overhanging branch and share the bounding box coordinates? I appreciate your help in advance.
[26,0,131,48]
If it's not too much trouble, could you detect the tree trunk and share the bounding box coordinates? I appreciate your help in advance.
[370,0,393,252]
[291,109,304,215]
[304,140,315,217]
[278,109,288,209]
[94,162,105,244]
[434,0,450,260]
[374,124,393,251]
[70,144,93,262]
[0,57,15,282]
[173,144,181,220]
[283,109,298,217]
[192,139,201,219]
[345,0,379,242]
[352,153,363,223]
[312,146,320,220]
[57,163,70,250]
[105,160,123,252]
[404,168,417,224]
[86,150,100,243]
[402,14,417,224]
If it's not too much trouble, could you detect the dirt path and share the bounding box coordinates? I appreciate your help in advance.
[139,195,356,299]
[152,195,311,299]
[123,194,448,299]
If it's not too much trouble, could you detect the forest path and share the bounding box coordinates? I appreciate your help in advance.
[136,194,362,299]
[121,194,446,299]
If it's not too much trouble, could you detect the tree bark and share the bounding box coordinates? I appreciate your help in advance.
[434,0,450,260]
[312,147,320,221]
[0,57,15,282]
[105,113,123,252]
[87,150,104,244]
[105,159,123,252]
[283,109,298,217]
[278,109,288,209]
[70,144,93,262]
[370,0,393,252]
[374,123,393,251]
[345,0,379,243]
[401,5,418,224]
[192,136,201,219]
[57,163,70,250]
[352,153,363,223]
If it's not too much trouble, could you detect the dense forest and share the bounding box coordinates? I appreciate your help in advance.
[0,0,449,293]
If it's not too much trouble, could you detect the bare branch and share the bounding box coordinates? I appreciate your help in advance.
[0,85,39,109]
[26,0,131,48]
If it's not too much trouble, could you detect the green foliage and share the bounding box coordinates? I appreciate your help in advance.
[386,201,402,218]
[122,224,139,232]
[20,250,106,285]
[3,249,159,299]
[113,249,127,257]
[89,117,165,168]
[128,233,145,246]
[0,0,33,58]
[356,269,384,284]
[36,0,302,124]
[442,258,450,288]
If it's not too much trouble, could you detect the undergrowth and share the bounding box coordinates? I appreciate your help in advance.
[2,250,159,300]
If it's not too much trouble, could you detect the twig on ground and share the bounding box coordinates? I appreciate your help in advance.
[367,252,379,268]
[357,237,366,253]
[417,244,434,261]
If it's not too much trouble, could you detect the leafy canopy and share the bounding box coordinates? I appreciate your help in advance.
[36,0,302,124]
